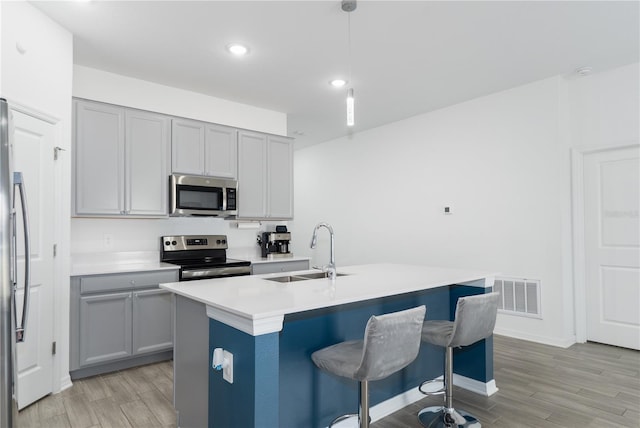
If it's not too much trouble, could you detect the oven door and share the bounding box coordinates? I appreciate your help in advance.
[170,174,237,217]
[180,266,251,281]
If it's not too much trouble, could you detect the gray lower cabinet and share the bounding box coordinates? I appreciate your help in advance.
[132,288,173,354]
[251,259,309,275]
[70,269,178,379]
[79,291,133,367]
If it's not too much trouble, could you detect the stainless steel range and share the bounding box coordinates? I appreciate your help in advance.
[160,235,251,281]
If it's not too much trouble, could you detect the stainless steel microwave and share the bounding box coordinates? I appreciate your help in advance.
[169,174,238,217]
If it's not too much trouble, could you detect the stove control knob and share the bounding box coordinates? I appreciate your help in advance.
[222,239,226,244]
[172,241,177,246]
[216,239,222,244]
[164,241,171,246]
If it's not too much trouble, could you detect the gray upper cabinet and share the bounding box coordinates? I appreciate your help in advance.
[126,110,171,216]
[205,124,237,178]
[171,118,205,175]
[172,119,238,179]
[73,99,170,217]
[237,131,293,220]
[267,135,294,219]
[74,100,125,215]
[238,131,267,218]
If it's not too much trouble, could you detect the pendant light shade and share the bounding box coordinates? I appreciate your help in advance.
[346,88,355,127]
[342,0,356,128]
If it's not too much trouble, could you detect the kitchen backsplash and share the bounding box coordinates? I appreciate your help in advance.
[71,217,287,256]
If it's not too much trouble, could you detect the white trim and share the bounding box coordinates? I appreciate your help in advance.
[452,374,498,397]
[58,375,73,393]
[327,376,498,427]
[205,306,284,336]
[495,327,575,348]
[570,141,640,344]
[5,98,59,124]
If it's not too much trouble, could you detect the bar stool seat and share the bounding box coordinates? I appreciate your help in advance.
[418,292,499,428]
[312,305,426,428]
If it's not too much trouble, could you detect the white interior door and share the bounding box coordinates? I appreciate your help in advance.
[584,145,640,350]
[11,109,55,408]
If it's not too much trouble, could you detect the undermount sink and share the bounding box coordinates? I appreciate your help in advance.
[264,272,348,283]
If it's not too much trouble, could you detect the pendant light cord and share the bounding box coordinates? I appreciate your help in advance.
[348,11,352,85]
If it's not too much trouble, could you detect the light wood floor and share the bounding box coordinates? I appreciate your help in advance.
[16,360,175,428]
[16,335,640,428]
[374,335,640,428]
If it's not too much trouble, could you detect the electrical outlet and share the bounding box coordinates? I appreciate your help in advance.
[443,206,453,215]
[103,233,113,248]
[223,350,233,384]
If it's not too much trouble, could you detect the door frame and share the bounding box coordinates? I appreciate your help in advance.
[571,141,640,343]
[8,99,70,394]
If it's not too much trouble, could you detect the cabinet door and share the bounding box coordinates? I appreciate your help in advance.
[237,131,267,218]
[267,136,294,219]
[205,124,237,179]
[172,118,205,175]
[132,289,173,355]
[74,100,125,215]
[79,292,132,367]
[126,110,171,216]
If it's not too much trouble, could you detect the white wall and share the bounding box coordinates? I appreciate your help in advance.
[73,65,287,136]
[290,63,639,347]
[1,0,73,392]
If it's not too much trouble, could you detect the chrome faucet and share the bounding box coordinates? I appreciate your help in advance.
[310,222,336,280]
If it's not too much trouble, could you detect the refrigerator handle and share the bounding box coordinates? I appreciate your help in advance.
[12,172,30,343]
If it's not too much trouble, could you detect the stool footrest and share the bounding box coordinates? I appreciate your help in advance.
[418,379,445,396]
[329,413,371,427]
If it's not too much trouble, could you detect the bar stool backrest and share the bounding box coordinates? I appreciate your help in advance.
[449,292,500,348]
[354,305,426,382]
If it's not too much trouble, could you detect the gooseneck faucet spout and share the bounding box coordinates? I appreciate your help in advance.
[310,222,336,280]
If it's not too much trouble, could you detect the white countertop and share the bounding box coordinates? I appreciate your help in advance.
[70,250,309,276]
[71,251,180,276]
[160,263,497,336]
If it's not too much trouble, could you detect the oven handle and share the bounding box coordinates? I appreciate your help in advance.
[181,265,251,279]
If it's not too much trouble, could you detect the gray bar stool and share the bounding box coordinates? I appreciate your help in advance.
[418,292,499,428]
[312,305,426,428]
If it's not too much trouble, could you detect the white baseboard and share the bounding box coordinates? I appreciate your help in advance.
[57,375,73,393]
[329,376,497,427]
[494,329,576,348]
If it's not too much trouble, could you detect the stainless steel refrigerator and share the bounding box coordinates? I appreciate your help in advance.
[0,97,31,427]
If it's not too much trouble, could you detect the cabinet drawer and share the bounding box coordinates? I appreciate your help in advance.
[251,260,309,275]
[80,270,178,294]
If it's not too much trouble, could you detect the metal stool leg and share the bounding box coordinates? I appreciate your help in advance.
[328,380,372,428]
[418,347,481,427]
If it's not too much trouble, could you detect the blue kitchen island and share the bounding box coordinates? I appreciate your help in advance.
[160,264,498,428]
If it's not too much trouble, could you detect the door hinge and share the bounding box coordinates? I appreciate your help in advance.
[54,146,66,160]
[53,244,57,257]
[52,341,56,355]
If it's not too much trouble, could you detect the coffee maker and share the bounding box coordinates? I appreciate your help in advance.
[258,226,292,258]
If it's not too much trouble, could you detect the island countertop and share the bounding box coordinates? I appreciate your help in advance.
[160,263,497,335]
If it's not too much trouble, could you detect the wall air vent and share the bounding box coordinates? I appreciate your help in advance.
[494,277,541,319]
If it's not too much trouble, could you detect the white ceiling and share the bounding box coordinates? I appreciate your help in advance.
[32,1,639,149]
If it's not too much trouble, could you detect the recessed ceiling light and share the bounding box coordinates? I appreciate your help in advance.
[227,43,249,56]
[576,66,593,77]
[330,79,347,88]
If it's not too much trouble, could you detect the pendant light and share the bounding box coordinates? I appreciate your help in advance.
[342,0,356,127]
